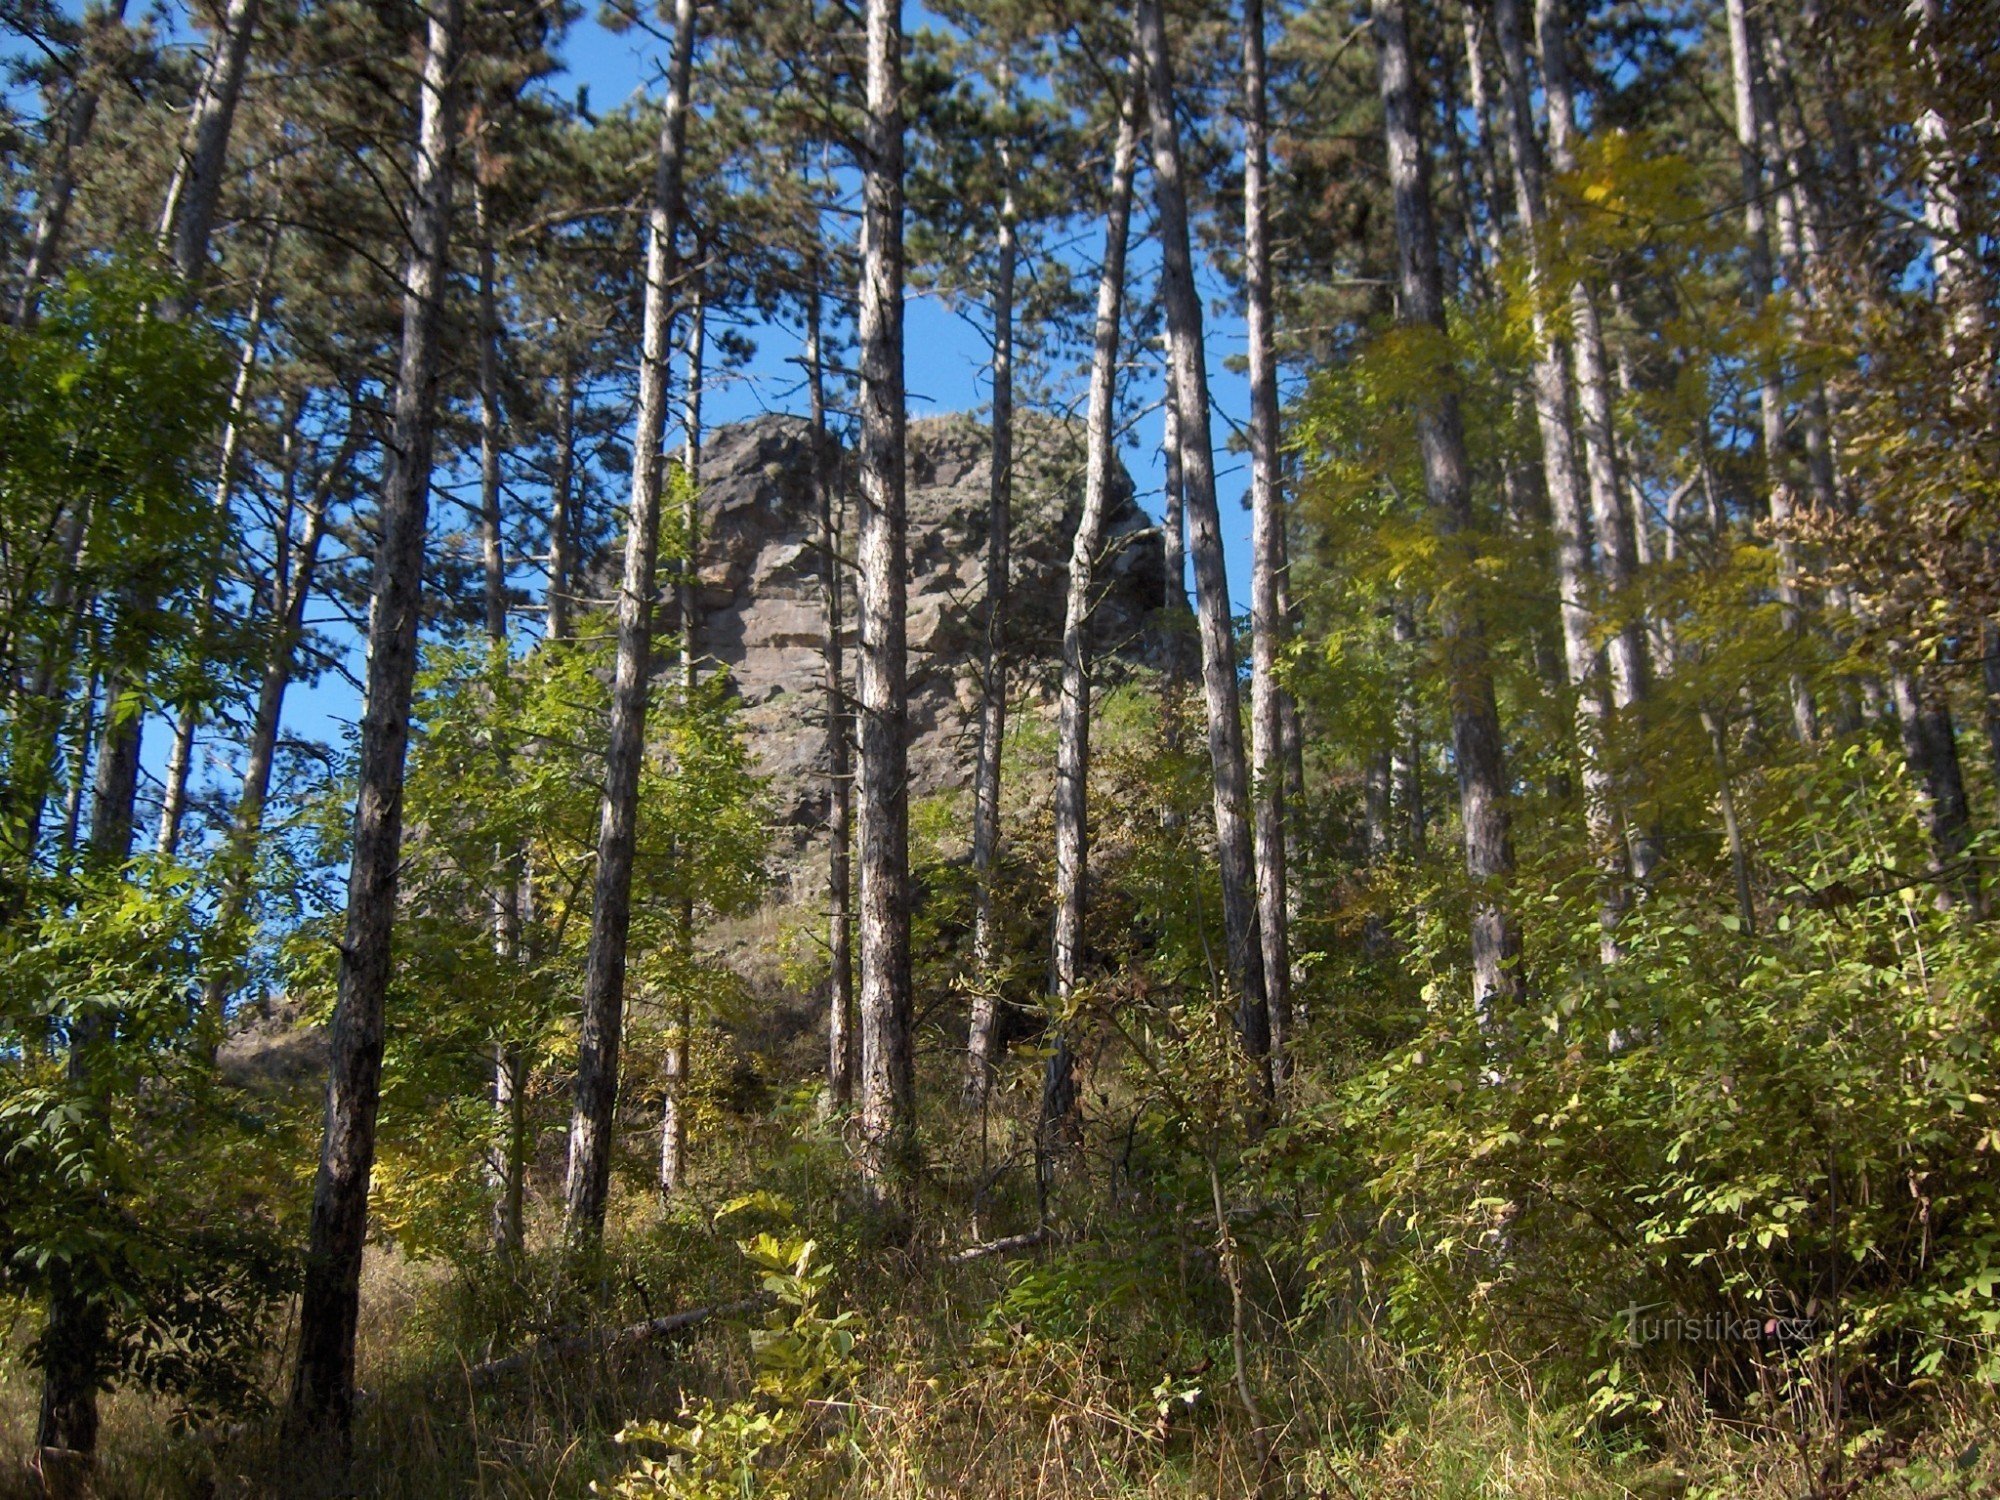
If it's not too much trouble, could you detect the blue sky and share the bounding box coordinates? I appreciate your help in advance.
[11,3,1266,824]
[559,5,1261,605]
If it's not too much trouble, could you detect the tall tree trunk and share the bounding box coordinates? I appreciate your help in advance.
[200,422,355,1026]
[545,360,577,643]
[1390,604,1425,858]
[37,502,143,1483]
[1156,369,1191,695]
[12,0,130,328]
[87,0,258,873]
[1724,0,1817,748]
[157,0,261,298]
[158,230,277,857]
[1041,74,1139,1146]
[1493,0,1625,962]
[1703,705,1758,936]
[1373,0,1522,1014]
[855,0,913,1193]
[965,144,1018,1107]
[6,500,92,874]
[1891,667,1982,914]
[473,179,527,1256]
[1135,0,1269,1071]
[1456,4,1511,263]
[1161,378,1186,622]
[660,281,705,1200]
[288,0,461,1439]
[475,181,508,648]
[806,250,855,1108]
[1535,0,1646,713]
[564,0,696,1240]
[1243,0,1292,1080]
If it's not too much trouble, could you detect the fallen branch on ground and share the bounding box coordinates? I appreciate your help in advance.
[947,1227,1048,1266]
[457,1295,769,1391]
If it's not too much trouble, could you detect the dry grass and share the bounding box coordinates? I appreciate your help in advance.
[6,1264,1998,1499]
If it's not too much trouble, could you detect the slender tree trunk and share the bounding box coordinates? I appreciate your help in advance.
[1156,369,1191,695]
[1390,604,1426,858]
[1364,747,1391,860]
[1041,75,1139,1144]
[7,500,92,872]
[288,0,461,1439]
[1893,666,1983,915]
[1439,7,1495,298]
[473,179,528,1255]
[1493,0,1625,962]
[806,253,855,1108]
[201,425,353,1025]
[660,283,705,1200]
[1456,5,1511,263]
[1136,0,1269,1070]
[855,0,913,1193]
[475,182,508,647]
[564,0,696,1240]
[1724,0,1817,748]
[1703,705,1757,936]
[965,143,1018,1107]
[60,667,97,862]
[1907,0,1987,408]
[1536,0,1646,715]
[158,231,277,857]
[157,0,261,298]
[1161,378,1186,621]
[84,0,256,873]
[546,360,577,643]
[37,549,140,1478]
[1373,0,1522,1014]
[12,0,130,328]
[1243,0,1292,1079]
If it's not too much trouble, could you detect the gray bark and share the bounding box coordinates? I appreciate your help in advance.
[545,361,577,643]
[1373,0,1522,1013]
[1535,0,1647,720]
[1892,667,1982,915]
[200,419,354,1026]
[564,0,696,1240]
[1042,76,1139,1143]
[1493,0,1625,962]
[1724,0,1817,747]
[83,0,257,875]
[156,232,277,857]
[288,0,462,1438]
[806,254,855,1108]
[1243,0,1292,1079]
[476,180,508,646]
[12,1,130,327]
[158,0,261,296]
[474,179,526,1255]
[856,0,913,1193]
[1136,0,1270,1069]
[1161,380,1186,620]
[965,140,1018,1107]
[1390,604,1425,859]
[660,283,705,1200]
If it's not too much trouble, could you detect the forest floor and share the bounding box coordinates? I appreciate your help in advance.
[3,1221,1997,1498]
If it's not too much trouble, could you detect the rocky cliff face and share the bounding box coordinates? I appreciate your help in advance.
[690,412,1170,854]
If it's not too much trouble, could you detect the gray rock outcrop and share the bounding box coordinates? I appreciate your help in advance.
[689,412,1171,846]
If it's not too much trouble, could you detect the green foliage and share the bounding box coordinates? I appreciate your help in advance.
[280,627,770,1262]
[599,1229,863,1499]
[0,863,297,1426]
[0,257,229,873]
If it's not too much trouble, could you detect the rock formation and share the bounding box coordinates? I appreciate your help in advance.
[689,411,1171,847]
